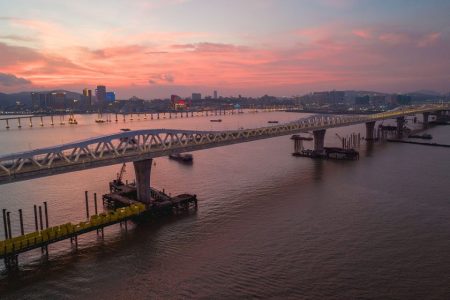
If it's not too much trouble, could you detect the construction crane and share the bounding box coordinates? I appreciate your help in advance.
[116,163,126,184]
[335,133,345,149]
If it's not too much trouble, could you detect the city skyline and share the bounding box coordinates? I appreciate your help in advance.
[0,0,449,98]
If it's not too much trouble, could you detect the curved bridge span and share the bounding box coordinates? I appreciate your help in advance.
[0,104,447,185]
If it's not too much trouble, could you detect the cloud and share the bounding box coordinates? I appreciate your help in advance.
[0,34,36,42]
[0,18,448,96]
[149,73,175,84]
[417,32,441,47]
[172,42,242,53]
[0,42,42,67]
[352,29,372,39]
[0,73,31,86]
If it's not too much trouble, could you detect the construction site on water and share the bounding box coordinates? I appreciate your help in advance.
[0,163,197,271]
[291,133,360,160]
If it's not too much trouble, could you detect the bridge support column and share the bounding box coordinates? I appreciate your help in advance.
[423,112,430,128]
[133,159,153,204]
[396,116,405,138]
[365,121,376,141]
[313,129,326,153]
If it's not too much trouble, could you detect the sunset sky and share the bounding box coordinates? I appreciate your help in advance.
[0,0,449,98]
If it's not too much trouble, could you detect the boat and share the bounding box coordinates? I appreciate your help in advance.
[290,134,313,141]
[68,113,78,124]
[168,153,193,163]
[268,120,279,124]
[95,112,105,123]
[210,119,222,122]
[408,133,432,140]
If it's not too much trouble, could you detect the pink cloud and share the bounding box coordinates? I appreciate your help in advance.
[417,32,441,47]
[352,29,372,39]
[0,19,449,96]
[378,32,412,45]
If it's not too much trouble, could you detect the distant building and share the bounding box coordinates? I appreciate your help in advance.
[53,92,66,110]
[31,92,40,109]
[170,94,187,110]
[355,95,370,105]
[95,85,107,106]
[214,90,218,99]
[396,94,412,105]
[192,93,202,100]
[106,92,116,103]
[82,88,93,108]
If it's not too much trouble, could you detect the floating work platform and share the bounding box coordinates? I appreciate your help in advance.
[293,147,359,160]
[1,175,197,270]
[104,179,198,215]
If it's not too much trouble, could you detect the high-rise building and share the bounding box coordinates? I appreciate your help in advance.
[106,92,116,103]
[31,92,40,109]
[192,93,202,100]
[82,88,93,108]
[53,92,66,110]
[95,85,107,106]
[214,90,218,99]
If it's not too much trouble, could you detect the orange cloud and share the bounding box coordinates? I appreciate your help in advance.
[0,18,449,96]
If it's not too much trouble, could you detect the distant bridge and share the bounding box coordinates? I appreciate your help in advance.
[0,104,447,195]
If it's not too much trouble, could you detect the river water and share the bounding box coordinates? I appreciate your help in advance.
[0,111,449,299]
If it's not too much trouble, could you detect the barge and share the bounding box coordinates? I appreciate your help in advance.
[293,147,359,160]
[168,153,193,163]
[104,177,197,215]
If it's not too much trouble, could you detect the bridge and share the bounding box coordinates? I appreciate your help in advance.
[0,104,447,202]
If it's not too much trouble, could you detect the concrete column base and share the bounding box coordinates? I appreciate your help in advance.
[396,116,405,138]
[365,121,376,141]
[423,112,430,128]
[133,159,153,203]
[313,129,326,152]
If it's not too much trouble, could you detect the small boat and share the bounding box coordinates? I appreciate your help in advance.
[68,113,78,124]
[268,120,279,124]
[169,153,193,163]
[290,134,313,141]
[408,133,432,140]
[96,112,105,123]
[210,119,222,122]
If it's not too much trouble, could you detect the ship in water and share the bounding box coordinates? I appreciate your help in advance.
[168,153,193,163]
[68,113,78,124]
[95,111,106,123]
[408,133,432,140]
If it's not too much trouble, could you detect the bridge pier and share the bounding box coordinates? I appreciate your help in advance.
[313,129,326,152]
[133,159,153,204]
[396,116,405,138]
[365,121,376,141]
[423,112,430,128]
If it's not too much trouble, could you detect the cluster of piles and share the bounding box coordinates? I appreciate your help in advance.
[0,203,146,256]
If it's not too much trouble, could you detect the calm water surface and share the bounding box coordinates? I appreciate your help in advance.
[0,112,449,299]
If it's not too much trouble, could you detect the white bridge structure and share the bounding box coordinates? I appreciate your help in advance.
[0,104,447,201]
